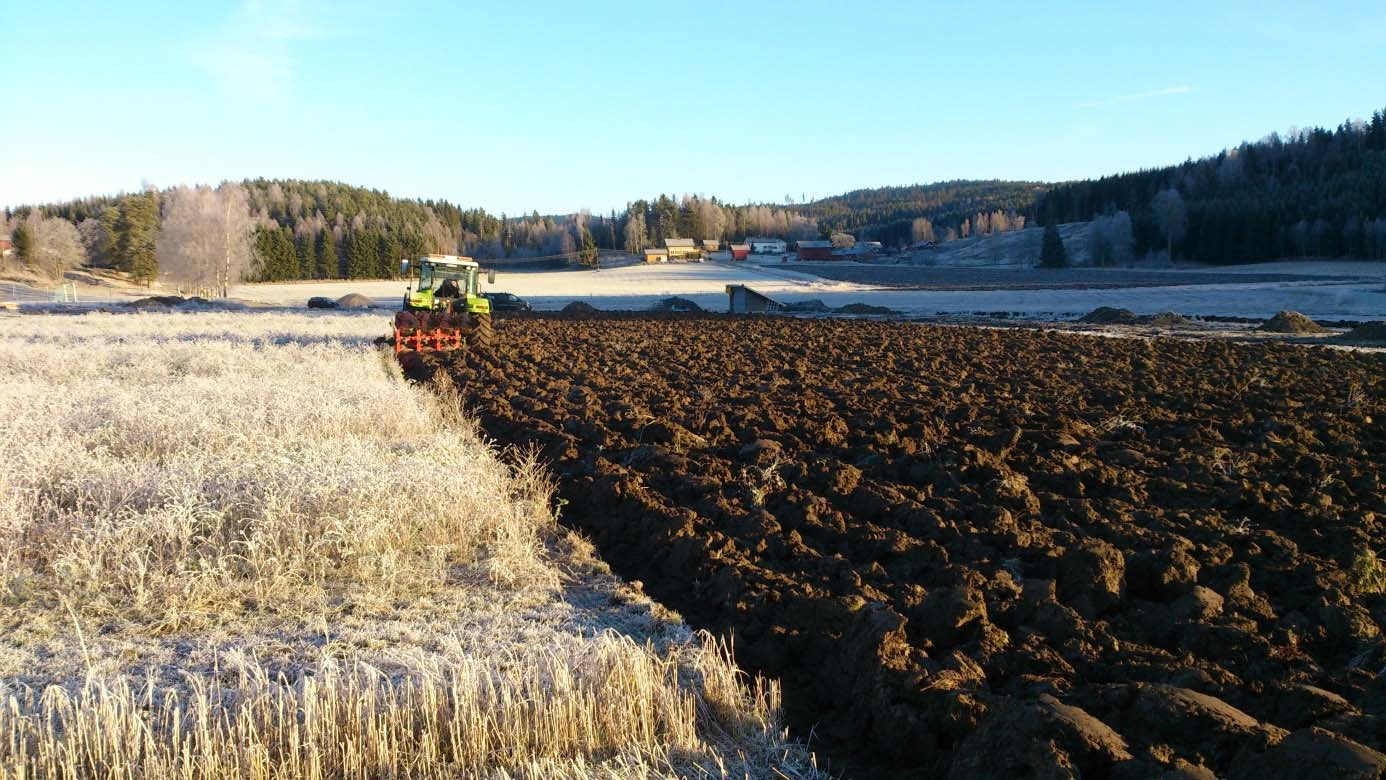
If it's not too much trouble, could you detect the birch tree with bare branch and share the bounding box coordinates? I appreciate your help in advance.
[157,183,256,296]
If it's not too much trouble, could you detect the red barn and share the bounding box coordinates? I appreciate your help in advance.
[796,240,833,261]
[729,243,750,261]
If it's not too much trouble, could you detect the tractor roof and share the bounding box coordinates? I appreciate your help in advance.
[421,254,479,267]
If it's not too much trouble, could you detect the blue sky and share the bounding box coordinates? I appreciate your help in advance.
[3,0,1384,215]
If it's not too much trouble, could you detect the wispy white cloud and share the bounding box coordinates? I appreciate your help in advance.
[1077,85,1195,109]
[184,0,330,100]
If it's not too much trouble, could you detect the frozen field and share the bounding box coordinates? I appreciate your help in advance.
[233,260,1386,321]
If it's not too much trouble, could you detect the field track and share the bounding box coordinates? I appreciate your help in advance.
[416,314,1385,778]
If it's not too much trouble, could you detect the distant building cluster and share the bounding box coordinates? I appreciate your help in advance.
[642,235,881,263]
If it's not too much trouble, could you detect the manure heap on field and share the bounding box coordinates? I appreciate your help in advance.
[422,314,1386,779]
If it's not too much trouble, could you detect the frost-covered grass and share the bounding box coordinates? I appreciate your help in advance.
[0,310,819,779]
[0,311,546,626]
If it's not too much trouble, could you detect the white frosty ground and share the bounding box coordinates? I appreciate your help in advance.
[233,260,1386,321]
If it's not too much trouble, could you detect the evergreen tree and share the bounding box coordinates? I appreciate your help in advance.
[254,226,281,280]
[346,229,375,278]
[281,227,300,279]
[1037,223,1068,268]
[378,231,402,278]
[296,233,315,278]
[11,219,33,261]
[97,206,121,266]
[114,191,160,285]
[317,230,338,278]
[252,225,300,280]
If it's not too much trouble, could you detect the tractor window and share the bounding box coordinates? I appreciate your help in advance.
[426,267,473,296]
[417,265,433,290]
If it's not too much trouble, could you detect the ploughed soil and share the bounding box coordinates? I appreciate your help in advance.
[418,314,1386,779]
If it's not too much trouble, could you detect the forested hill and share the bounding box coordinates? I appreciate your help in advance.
[1035,108,1386,263]
[796,180,1046,245]
[14,178,1048,282]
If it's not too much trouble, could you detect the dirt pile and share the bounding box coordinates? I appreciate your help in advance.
[1337,321,1386,344]
[1142,311,1191,327]
[561,301,601,315]
[1079,306,1140,324]
[422,316,1384,779]
[836,302,898,316]
[784,300,832,313]
[1260,310,1328,334]
[125,295,246,311]
[335,293,375,309]
[650,296,703,313]
[126,295,191,309]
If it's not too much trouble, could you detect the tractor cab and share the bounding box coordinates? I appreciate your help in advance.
[401,254,496,316]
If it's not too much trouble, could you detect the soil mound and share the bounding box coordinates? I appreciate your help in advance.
[1080,306,1140,324]
[434,316,1386,779]
[1260,310,1327,333]
[1335,320,1386,344]
[1141,311,1191,327]
[835,302,897,316]
[335,293,375,309]
[561,301,600,315]
[124,295,246,311]
[784,299,831,313]
[649,296,703,313]
[126,295,189,309]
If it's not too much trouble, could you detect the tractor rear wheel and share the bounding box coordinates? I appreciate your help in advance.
[472,312,494,347]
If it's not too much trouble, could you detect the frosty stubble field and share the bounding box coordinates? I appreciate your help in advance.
[0,309,820,780]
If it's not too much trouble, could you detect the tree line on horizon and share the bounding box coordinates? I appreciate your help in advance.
[0,180,1065,286]
[1035,106,1386,263]
[4,106,1384,287]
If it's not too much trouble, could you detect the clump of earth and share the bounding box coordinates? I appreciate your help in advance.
[561,301,601,315]
[1080,306,1140,324]
[1142,311,1191,327]
[1260,310,1327,334]
[784,299,831,313]
[1336,321,1386,344]
[650,296,703,313]
[835,302,898,316]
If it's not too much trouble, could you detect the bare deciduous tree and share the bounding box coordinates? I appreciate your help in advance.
[1151,188,1188,261]
[25,215,87,280]
[157,183,256,296]
[623,211,646,253]
[910,217,935,244]
[1089,211,1135,267]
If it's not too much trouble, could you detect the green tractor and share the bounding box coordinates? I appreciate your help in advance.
[391,254,496,354]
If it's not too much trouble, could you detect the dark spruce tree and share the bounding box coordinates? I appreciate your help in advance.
[114,191,160,285]
[296,234,315,279]
[1037,223,1068,268]
[317,230,338,279]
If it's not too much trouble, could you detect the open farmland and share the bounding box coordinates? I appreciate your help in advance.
[423,315,1386,779]
[228,259,1386,322]
[0,311,820,780]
